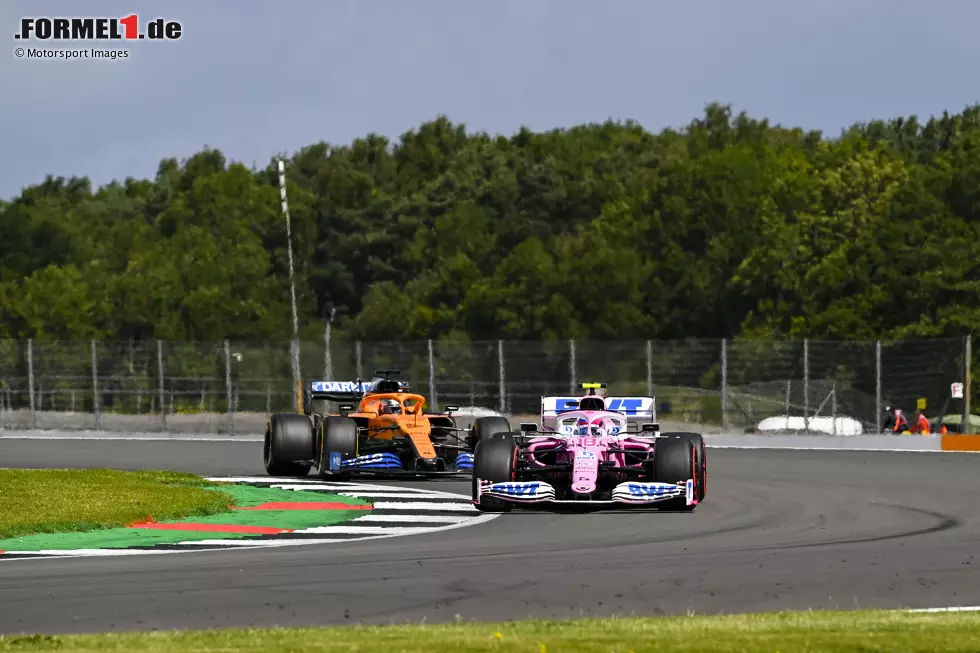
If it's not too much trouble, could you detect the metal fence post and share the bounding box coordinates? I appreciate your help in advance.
[290,339,301,414]
[569,339,577,392]
[224,339,234,434]
[721,338,728,432]
[157,339,167,432]
[323,320,333,380]
[497,339,505,414]
[803,338,809,434]
[91,339,101,430]
[965,335,973,433]
[831,381,838,436]
[27,338,36,428]
[355,340,363,379]
[645,340,653,398]
[875,340,882,434]
[427,338,437,411]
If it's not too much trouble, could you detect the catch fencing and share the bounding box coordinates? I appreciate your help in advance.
[0,335,973,435]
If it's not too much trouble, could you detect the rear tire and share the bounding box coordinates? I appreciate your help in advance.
[651,435,702,511]
[468,416,512,449]
[264,414,314,477]
[316,416,359,478]
[472,432,517,513]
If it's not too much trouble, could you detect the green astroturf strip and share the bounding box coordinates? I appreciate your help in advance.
[0,483,373,551]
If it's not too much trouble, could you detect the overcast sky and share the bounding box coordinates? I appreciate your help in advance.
[2,0,979,200]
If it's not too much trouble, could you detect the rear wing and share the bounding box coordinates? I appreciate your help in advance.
[308,381,372,402]
[541,396,656,420]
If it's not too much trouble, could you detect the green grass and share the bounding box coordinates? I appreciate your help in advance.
[1,610,979,652]
[0,469,235,538]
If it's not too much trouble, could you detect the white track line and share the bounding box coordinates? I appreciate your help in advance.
[210,477,326,484]
[906,606,980,612]
[207,479,439,490]
[353,514,472,524]
[183,512,499,548]
[171,539,301,547]
[294,526,436,535]
[370,501,477,512]
[270,485,444,495]
[335,492,460,499]
[0,549,177,557]
[275,484,435,492]
[256,482,473,500]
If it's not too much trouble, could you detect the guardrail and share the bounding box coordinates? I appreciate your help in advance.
[0,336,973,435]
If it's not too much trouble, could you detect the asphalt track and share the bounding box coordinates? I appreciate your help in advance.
[1,438,979,635]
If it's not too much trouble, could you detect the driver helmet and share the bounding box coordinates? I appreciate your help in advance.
[575,417,607,436]
[589,418,609,437]
[382,399,401,415]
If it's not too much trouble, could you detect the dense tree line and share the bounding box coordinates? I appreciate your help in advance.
[1,103,979,349]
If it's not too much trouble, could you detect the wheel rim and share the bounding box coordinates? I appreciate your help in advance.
[691,447,696,492]
[263,426,272,466]
[700,442,707,498]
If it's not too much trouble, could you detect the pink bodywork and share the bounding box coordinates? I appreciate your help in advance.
[530,410,654,494]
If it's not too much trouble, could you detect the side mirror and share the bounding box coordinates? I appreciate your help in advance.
[444,405,459,413]
[339,404,354,416]
[520,422,537,432]
[641,422,659,432]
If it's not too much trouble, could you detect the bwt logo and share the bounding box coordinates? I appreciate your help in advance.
[627,484,674,497]
[14,15,182,41]
[494,483,538,496]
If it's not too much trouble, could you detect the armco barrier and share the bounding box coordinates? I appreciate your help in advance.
[940,434,980,451]
[2,429,978,454]
[703,433,945,451]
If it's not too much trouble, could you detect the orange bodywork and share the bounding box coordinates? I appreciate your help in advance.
[346,392,438,460]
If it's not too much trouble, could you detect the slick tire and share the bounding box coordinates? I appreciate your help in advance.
[468,416,512,449]
[264,414,314,477]
[316,416,359,478]
[651,435,704,511]
[472,432,517,513]
[659,431,706,501]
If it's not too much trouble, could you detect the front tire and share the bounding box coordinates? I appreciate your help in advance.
[659,432,706,501]
[316,416,359,478]
[264,414,314,477]
[651,435,703,511]
[472,432,517,513]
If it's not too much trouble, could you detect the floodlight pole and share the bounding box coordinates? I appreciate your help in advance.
[278,159,302,413]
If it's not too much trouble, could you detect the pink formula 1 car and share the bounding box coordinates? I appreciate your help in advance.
[471,383,706,512]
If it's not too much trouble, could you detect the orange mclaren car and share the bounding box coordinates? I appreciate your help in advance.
[263,369,512,478]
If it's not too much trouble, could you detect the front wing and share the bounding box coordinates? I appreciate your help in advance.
[474,478,695,506]
[325,451,475,475]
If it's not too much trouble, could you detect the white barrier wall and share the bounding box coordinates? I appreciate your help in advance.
[704,433,943,451]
